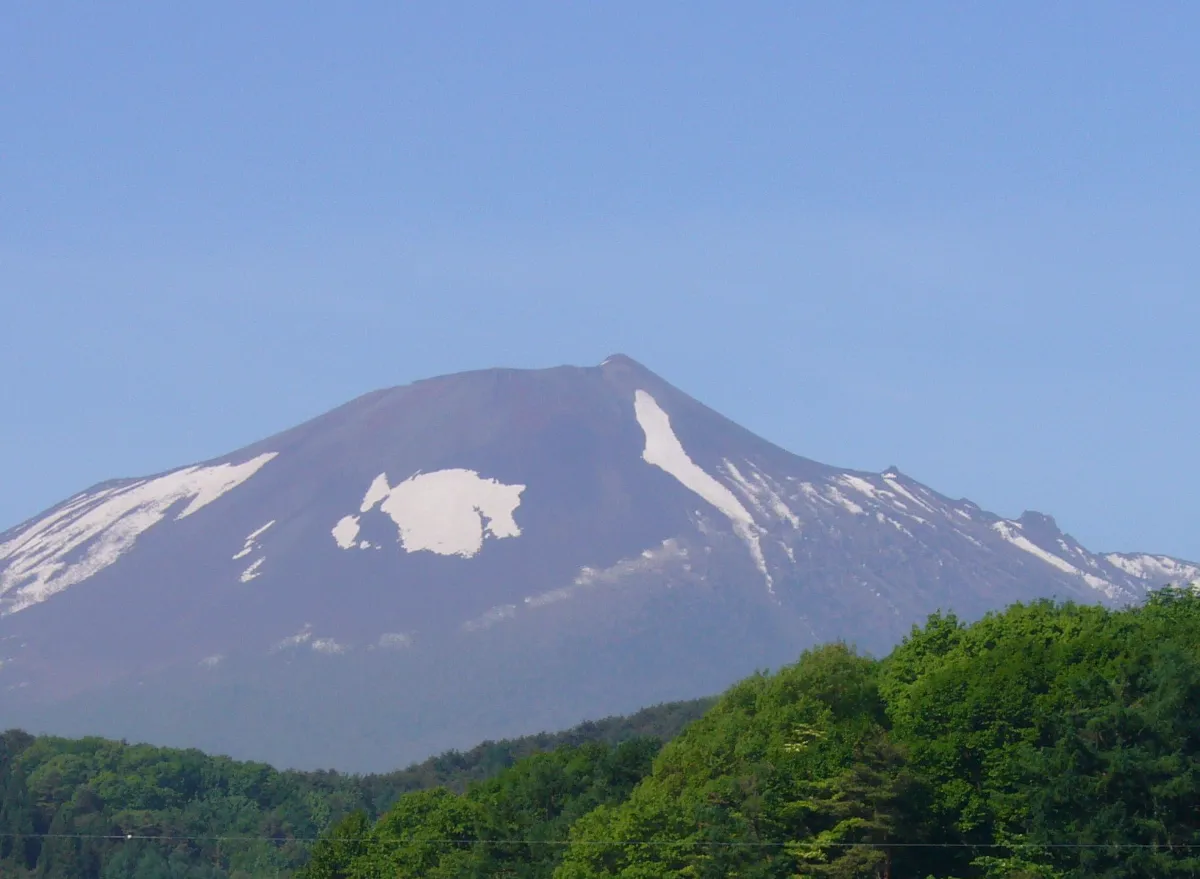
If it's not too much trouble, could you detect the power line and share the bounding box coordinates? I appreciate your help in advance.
[5,832,1200,850]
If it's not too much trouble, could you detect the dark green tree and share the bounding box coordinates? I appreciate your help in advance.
[786,731,914,879]
[1,743,39,871]
[36,805,89,879]
[300,810,370,879]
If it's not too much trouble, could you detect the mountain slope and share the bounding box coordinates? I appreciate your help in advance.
[1,355,1195,770]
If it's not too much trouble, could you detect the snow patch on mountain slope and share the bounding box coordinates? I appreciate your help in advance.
[0,454,277,616]
[335,470,525,558]
[722,461,801,528]
[463,604,517,631]
[239,558,265,583]
[992,521,1117,598]
[272,625,313,651]
[635,392,754,528]
[875,511,913,537]
[798,482,831,508]
[824,485,865,515]
[1105,553,1200,584]
[993,521,1076,574]
[271,624,348,654]
[360,474,391,513]
[378,470,524,557]
[311,637,347,655]
[883,477,936,513]
[838,475,880,499]
[525,539,690,610]
[837,473,952,527]
[332,516,360,550]
[633,391,771,590]
[233,520,275,560]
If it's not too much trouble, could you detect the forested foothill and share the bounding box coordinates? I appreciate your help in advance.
[4,589,1199,878]
[0,701,710,877]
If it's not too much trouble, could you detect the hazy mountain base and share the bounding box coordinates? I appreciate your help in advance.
[0,700,712,879]
[308,587,1200,879]
[3,573,799,772]
[7,589,1200,878]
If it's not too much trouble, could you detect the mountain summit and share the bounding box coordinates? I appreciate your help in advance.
[1,357,1195,770]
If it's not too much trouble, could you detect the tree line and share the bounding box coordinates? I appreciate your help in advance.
[4,587,1199,877]
[306,588,1200,878]
[0,700,710,877]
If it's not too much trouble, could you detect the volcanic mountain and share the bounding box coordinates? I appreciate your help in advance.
[1,355,1195,770]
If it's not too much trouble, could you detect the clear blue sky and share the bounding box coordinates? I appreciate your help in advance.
[3,3,1198,560]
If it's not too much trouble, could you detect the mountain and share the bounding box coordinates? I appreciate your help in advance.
[1,355,1196,771]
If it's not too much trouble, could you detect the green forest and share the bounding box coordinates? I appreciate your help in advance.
[4,588,1200,878]
[0,701,710,878]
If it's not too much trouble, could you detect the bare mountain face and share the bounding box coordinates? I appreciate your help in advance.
[1,356,1195,770]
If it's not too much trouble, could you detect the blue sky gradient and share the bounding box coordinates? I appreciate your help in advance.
[3,3,1198,559]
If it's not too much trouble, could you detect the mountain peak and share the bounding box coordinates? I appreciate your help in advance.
[1018,510,1059,530]
[599,353,649,371]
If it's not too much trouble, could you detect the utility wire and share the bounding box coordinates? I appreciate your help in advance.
[4,832,1199,849]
